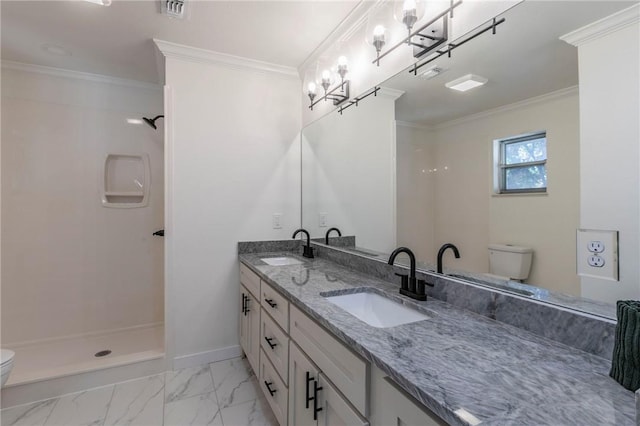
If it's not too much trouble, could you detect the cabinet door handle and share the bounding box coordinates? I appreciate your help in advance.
[241,293,246,315]
[305,371,314,409]
[313,379,323,420]
[264,336,277,349]
[244,295,250,315]
[264,380,277,397]
[264,298,278,308]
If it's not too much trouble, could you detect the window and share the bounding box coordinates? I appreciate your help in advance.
[494,131,547,194]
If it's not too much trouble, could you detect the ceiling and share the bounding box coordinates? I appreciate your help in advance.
[385,1,634,126]
[1,0,359,84]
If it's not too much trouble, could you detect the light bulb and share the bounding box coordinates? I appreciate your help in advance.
[372,25,386,55]
[338,56,348,67]
[403,0,417,12]
[322,70,331,80]
[307,82,317,94]
[373,25,386,37]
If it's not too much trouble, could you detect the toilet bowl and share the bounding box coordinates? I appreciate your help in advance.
[1,349,15,387]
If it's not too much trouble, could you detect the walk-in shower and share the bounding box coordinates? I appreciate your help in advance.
[1,67,165,406]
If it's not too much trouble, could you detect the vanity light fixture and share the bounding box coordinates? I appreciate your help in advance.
[371,1,458,66]
[445,74,488,92]
[307,59,350,111]
[409,17,505,76]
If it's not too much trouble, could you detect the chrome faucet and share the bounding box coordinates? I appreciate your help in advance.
[388,247,432,301]
[437,243,460,274]
[325,227,342,245]
[292,228,314,258]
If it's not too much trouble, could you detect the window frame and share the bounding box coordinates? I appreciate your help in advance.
[493,131,547,195]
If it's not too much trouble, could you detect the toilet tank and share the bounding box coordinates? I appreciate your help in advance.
[488,244,533,280]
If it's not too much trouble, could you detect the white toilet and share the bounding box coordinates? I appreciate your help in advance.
[488,244,533,281]
[1,349,15,387]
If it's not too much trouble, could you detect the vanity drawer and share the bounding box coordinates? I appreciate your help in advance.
[289,305,368,417]
[260,308,289,385]
[240,263,260,298]
[261,281,289,333]
[259,348,288,426]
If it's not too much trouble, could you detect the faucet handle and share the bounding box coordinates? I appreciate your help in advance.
[394,273,409,290]
[416,279,434,297]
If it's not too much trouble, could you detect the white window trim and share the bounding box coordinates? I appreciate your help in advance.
[492,131,547,195]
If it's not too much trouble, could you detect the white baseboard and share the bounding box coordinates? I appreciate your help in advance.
[172,345,242,370]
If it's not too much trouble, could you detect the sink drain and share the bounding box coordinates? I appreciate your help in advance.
[94,350,112,357]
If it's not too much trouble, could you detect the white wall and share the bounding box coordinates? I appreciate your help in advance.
[302,91,398,253]
[572,12,640,302]
[395,123,435,262]
[396,89,581,294]
[1,65,164,344]
[160,47,301,363]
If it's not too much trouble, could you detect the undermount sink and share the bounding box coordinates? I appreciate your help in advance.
[261,257,303,266]
[324,292,429,328]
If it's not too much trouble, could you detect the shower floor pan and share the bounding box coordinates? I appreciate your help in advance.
[5,323,164,387]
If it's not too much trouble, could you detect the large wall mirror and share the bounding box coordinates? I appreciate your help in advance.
[301,0,636,319]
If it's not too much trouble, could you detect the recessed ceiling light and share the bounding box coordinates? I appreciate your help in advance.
[445,74,488,92]
[420,65,447,80]
[84,0,112,6]
[42,44,72,56]
[126,119,144,125]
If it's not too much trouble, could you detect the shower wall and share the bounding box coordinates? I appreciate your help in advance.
[1,65,164,345]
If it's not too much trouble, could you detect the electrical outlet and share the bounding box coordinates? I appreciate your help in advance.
[319,213,328,228]
[588,241,604,253]
[577,229,619,281]
[272,214,282,229]
[588,255,605,267]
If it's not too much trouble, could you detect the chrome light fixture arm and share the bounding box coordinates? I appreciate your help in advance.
[372,1,461,66]
[308,80,350,111]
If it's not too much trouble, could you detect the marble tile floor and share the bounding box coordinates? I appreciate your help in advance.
[1,357,277,426]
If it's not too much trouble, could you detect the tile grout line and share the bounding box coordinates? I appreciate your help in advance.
[162,370,167,426]
[99,385,117,426]
[208,361,225,425]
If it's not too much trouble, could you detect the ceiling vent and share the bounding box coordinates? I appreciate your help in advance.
[162,0,187,19]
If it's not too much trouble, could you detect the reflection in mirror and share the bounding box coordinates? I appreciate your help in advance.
[301,1,637,319]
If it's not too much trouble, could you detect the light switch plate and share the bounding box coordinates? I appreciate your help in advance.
[577,229,619,281]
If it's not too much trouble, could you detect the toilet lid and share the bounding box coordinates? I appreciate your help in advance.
[1,349,15,366]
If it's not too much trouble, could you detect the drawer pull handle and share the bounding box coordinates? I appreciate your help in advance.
[305,371,314,409]
[264,336,277,349]
[265,298,278,308]
[241,293,248,316]
[264,380,277,397]
[313,379,323,420]
[244,294,251,315]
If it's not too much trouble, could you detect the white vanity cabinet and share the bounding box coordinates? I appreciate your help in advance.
[289,342,368,426]
[240,262,438,426]
[239,281,260,374]
[370,366,447,426]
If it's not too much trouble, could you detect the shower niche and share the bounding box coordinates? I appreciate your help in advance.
[101,153,151,208]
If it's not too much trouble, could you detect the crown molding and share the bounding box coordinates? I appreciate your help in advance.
[396,120,432,130]
[153,39,299,80]
[377,87,405,100]
[297,0,383,76]
[1,61,162,90]
[560,3,639,46]
[433,86,579,130]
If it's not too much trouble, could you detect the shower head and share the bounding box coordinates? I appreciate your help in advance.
[142,115,164,130]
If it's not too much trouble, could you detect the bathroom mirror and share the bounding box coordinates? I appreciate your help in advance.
[301,0,636,319]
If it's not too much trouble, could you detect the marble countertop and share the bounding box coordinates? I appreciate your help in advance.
[239,251,635,426]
